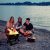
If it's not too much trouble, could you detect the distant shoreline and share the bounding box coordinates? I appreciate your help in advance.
[0,5,50,6]
[0,2,50,6]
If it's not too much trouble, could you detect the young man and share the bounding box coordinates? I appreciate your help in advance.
[20,18,34,37]
[20,18,36,42]
[23,18,33,31]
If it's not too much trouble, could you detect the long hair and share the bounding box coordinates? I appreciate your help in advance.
[9,16,14,24]
[18,17,22,25]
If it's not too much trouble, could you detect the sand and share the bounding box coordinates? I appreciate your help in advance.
[0,20,50,50]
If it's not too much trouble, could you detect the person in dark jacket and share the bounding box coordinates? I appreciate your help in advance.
[20,18,34,37]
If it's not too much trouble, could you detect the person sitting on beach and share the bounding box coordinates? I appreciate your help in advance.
[20,18,34,38]
[6,16,14,29]
[5,16,19,44]
[15,17,22,31]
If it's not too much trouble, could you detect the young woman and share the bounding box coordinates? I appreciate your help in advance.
[15,17,22,31]
[6,16,14,29]
[5,16,19,45]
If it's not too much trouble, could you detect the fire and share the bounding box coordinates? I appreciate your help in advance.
[7,28,19,35]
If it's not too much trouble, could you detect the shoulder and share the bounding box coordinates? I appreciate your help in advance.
[15,22,18,24]
[23,22,26,25]
[29,23,33,26]
[6,21,10,27]
[6,21,9,25]
[15,21,19,25]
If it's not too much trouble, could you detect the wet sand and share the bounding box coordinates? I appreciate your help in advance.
[0,20,50,50]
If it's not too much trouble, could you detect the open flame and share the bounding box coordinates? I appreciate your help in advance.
[8,29,19,35]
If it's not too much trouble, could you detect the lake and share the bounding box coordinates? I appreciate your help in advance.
[0,6,50,31]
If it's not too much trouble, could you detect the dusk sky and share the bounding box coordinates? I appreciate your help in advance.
[0,0,50,3]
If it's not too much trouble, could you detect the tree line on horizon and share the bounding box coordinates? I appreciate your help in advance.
[0,1,50,6]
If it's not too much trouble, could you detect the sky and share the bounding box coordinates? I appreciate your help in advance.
[0,0,50,3]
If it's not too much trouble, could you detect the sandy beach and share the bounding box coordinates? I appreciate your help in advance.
[0,20,50,50]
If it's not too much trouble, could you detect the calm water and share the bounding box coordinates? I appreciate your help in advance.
[0,6,50,31]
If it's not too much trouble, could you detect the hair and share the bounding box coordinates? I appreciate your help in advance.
[26,18,30,21]
[9,16,14,24]
[18,17,22,25]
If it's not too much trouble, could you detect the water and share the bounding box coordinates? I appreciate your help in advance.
[0,6,50,31]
